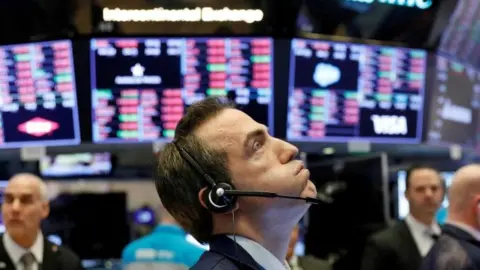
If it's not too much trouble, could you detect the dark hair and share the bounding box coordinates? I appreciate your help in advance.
[405,164,443,191]
[154,97,235,243]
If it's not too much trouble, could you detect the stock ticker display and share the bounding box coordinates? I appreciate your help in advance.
[287,39,426,143]
[0,40,80,148]
[439,0,480,68]
[426,54,480,146]
[90,37,273,143]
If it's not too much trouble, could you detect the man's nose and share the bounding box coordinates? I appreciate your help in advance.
[278,139,299,163]
[11,200,21,211]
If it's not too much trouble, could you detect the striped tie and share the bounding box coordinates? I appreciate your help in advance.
[20,252,35,270]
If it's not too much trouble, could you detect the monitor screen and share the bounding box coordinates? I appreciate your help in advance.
[90,37,273,143]
[287,39,426,143]
[439,0,480,68]
[39,152,113,178]
[426,54,480,146]
[0,40,80,148]
[396,170,452,224]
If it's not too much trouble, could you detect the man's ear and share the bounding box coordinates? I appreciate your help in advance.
[197,187,239,214]
[198,187,209,209]
[42,201,50,219]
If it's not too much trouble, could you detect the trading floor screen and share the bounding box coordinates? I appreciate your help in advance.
[90,37,273,143]
[287,39,426,143]
[0,40,80,148]
[426,54,480,146]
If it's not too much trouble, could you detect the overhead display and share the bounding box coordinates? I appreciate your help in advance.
[39,152,113,178]
[439,0,480,68]
[287,39,426,143]
[0,40,80,148]
[90,37,273,143]
[426,54,480,146]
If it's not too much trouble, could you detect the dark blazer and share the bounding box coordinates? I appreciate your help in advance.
[421,224,480,270]
[297,255,332,270]
[190,235,264,270]
[360,220,421,270]
[0,234,83,270]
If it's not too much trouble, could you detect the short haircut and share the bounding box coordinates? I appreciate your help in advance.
[405,164,443,191]
[154,97,235,243]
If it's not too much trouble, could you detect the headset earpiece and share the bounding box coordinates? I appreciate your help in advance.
[202,182,237,214]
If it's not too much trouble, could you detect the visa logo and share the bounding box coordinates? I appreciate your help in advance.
[347,0,432,9]
[371,114,408,136]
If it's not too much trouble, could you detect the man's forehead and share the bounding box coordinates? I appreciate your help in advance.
[6,179,40,194]
[195,108,255,146]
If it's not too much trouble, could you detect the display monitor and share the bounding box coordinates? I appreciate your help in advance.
[396,170,452,224]
[439,0,480,68]
[0,40,80,147]
[39,152,113,178]
[426,54,480,146]
[90,37,273,143]
[287,38,426,143]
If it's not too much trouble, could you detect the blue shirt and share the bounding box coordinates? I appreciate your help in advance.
[122,225,206,269]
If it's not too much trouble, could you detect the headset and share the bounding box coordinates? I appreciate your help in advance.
[173,141,332,214]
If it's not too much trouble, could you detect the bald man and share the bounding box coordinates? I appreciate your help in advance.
[421,165,480,270]
[0,173,83,270]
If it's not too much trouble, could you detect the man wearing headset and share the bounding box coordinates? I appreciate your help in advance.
[154,97,317,269]
[421,164,480,269]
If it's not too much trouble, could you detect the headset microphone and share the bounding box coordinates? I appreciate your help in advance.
[217,189,333,204]
[174,142,333,214]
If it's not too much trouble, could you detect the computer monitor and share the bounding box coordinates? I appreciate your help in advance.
[396,170,453,224]
[0,40,80,148]
[90,37,274,143]
[287,38,426,143]
[39,152,113,179]
[306,154,390,265]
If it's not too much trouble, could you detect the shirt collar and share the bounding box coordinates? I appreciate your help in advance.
[445,221,480,242]
[153,224,185,235]
[227,235,290,270]
[405,214,441,235]
[3,231,44,264]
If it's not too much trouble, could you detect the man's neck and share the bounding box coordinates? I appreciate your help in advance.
[409,212,434,226]
[213,213,295,263]
[9,231,39,249]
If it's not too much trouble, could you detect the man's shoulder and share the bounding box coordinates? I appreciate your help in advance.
[369,222,406,243]
[190,251,238,270]
[45,240,82,264]
[421,235,472,270]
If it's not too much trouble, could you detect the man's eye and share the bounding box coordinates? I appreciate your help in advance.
[252,141,262,151]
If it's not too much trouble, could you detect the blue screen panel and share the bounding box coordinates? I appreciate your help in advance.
[90,37,274,143]
[287,38,426,143]
[0,40,80,148]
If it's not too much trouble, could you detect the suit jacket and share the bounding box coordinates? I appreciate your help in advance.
[421,224,480,270]
[0,234,83,270]
[360,220,421,270]
[297,255,332,270]
[190,235,264,270]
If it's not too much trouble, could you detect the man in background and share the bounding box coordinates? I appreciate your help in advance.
[0,173,83,269]
[421,164,480,269]
[360,165,444,270]
[122,202,206,269]
[287,224,332,270]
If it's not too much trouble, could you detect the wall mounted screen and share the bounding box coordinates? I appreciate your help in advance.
[287,38,426,143]
[426,54,480,146]
[0,40,80,147]
[90,37,273,143]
